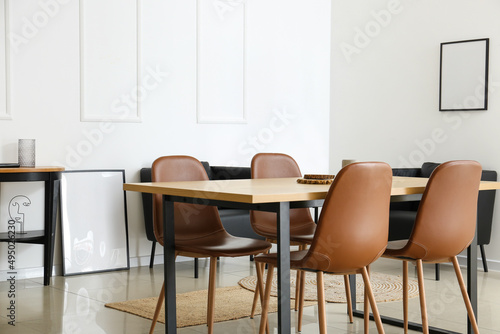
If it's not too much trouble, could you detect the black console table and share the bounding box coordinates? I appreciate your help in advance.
[0,167,64,286]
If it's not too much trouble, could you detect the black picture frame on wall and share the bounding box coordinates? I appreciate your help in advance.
[439,38,489,111]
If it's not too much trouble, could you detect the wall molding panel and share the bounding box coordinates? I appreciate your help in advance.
[196,0,246,124]
[80,0,141,122]
[0,0,10,120]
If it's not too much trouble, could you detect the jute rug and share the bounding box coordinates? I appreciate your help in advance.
[105,285,312,328]
[239,270,419,303]
[105,271,418,328]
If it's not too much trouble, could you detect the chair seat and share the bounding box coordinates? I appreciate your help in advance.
[255,249,309,268]
[384,239,461,263]
[176,230,271,258]
[386,239,409,251]
[252,221,316,244]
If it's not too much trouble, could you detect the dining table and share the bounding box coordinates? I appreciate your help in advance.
[124,175,500,334]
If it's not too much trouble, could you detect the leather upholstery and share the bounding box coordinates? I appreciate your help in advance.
[384,160,482,262]
[389,163,496,245]
[250,153,316,243]
[152,155,271,257]
[255,162,393,273]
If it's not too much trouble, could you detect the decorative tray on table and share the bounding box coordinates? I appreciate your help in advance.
[297,174,335,184]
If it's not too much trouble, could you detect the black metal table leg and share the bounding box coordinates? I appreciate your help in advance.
[43,175,60,286]
[276,201,291,334]
[467,234,478,334]
[163,198,177,333]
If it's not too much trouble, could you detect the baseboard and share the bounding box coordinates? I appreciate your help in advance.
[130,254,194,268]
[3,254,498,281]
[456,254,500,272]
[0,255,195,281]
[0,265,62,281]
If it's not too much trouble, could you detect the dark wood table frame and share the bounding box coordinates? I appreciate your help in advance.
[0,167,63,286]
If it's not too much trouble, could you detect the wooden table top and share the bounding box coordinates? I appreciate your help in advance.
[124,176,500,204]
[0,166,65,173]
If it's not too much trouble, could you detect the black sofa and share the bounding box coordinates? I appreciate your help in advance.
[140,160,497,278]
[140,162,262,275]
[390,162,497,276]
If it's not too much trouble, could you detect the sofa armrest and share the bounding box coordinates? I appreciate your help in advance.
[140,167,156,242]
[478,170,497,245]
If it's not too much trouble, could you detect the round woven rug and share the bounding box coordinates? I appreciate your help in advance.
[238,270,419,303]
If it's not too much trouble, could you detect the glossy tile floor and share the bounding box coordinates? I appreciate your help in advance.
[1,256,500,334]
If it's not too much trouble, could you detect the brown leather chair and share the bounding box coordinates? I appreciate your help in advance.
[149,155,272,334]
[255,162,392,334]
[249,153,353,322]
[383,160,482,334]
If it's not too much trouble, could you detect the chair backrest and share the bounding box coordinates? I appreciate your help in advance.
[152,155,225,245]
[406,160,482,261]
[250,153,314,232]
[300,162,393,273]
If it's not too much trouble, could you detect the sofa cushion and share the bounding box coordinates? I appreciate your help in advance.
[219,209,264,240]
[388,210,417,241]
[392,168,421,177]
[421,162,440,178]
[201,161,251,180]
[211,165,251,180]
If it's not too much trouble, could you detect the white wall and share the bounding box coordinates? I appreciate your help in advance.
[0,0,331,277]
[330,0,500,270]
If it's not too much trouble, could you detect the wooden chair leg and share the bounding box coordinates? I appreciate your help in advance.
[207,257,217,334]
[364,265,370,334]
[298,269,306,332]
[361,267,385,334]
[255,262,270,334]
[259,264,275,334]
[403,261,409,334]
[251,262,262,318]
[416,259,429,334]
[295,269,302,311]
[295,244,306,311]
[149,282,165,334]
[317,271,327,334]
[451,257,480,334]
[252,247,272,317]
[343,275,353,323]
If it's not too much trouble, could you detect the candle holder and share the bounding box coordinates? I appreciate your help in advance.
[18,139,36,167]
